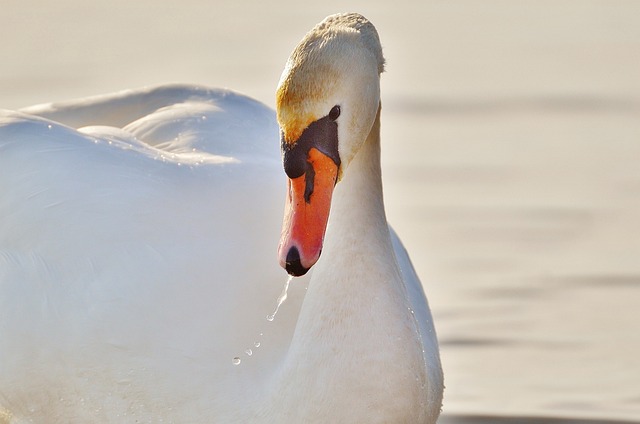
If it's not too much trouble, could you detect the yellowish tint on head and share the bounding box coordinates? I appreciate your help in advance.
[275,13,384,145]
[276,62,340,144]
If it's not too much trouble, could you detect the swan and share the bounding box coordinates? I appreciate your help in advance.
[0,12,443,423]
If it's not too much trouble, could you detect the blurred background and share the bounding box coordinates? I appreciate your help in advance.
[2,0,639,422]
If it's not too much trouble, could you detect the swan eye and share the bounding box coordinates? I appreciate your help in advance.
[328,105,341,121]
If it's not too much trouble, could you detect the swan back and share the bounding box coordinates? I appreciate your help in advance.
[0,88,307,421]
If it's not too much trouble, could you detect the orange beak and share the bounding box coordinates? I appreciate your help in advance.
[278,147,339,276]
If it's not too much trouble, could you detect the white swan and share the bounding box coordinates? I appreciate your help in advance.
[0,13,443,423]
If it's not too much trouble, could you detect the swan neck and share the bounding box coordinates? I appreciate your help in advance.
[260,102,429,422]
[328,102,387,242]
[315,102,393,284]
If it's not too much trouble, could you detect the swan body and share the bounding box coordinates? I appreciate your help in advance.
[0,13,443,423]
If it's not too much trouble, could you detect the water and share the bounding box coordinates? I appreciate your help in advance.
[266,275,292,322]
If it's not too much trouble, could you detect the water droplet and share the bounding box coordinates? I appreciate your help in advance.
[267,275,293,322]
[245,349,253,356]
[254,342,260,348]
[232,357,241,365]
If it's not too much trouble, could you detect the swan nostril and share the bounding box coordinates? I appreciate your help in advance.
[285,246,309,276]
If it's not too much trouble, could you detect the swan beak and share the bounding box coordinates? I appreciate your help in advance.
[278,147,338,276]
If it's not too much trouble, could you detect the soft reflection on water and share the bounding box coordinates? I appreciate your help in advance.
[440,415,640,424]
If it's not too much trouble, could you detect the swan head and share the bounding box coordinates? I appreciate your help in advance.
[276,13,385,276]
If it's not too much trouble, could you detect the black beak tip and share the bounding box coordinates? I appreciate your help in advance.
[285,246,310,277]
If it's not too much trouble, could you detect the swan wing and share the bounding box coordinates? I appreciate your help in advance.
[0,87,301,418]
